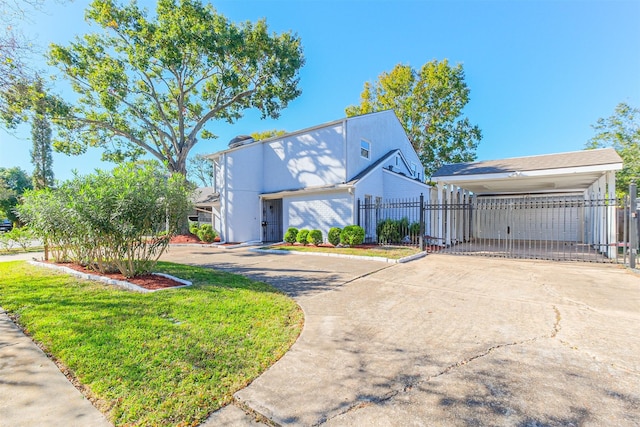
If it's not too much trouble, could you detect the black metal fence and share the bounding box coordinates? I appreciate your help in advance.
[357,190,639,265]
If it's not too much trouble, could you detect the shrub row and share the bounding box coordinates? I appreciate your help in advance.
[283,225,365,247]
[18,162,193,277]
[376,217,420,244]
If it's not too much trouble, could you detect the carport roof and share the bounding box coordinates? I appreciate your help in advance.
[432,148,622,195]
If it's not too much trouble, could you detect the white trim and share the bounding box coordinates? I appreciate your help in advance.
[434,163,623,183]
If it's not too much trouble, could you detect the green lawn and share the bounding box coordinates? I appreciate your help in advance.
[0,261,303,426]
[267,244,422,259]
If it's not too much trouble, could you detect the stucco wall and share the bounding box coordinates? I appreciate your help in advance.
[345,111,425,182]
[262,124,346,193]
[284,191,354,240]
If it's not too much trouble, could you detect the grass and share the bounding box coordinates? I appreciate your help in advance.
[268,244,422,259]
[0,261,303,426]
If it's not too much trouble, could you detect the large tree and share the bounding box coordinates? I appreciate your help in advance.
[43,0,304,175]
[346,60,482,178]
[586,102,640,197]
[30,77,54,190]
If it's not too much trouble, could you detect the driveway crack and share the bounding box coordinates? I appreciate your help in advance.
[318,304,563,425]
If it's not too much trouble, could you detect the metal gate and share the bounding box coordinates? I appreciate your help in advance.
[358,187,639,265]
[262,199,283,243]
[426,196,623,262]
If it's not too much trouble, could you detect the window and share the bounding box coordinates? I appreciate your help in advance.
[360,139,371,160]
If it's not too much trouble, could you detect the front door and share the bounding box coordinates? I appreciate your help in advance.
[262,199,283,243]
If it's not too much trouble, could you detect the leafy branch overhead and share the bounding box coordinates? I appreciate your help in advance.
[346,60,481,178]
[41,0,304,174]
[586,102,640,197]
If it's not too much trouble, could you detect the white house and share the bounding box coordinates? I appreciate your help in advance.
[205,110,431,243]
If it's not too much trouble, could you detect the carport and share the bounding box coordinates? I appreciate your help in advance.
[429,148,624,261]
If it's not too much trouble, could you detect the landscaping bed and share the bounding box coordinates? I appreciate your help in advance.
[0,260,303,426]
[266,243,423,260]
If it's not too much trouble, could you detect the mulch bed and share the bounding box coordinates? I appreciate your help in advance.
[46,261,184,290]
[169,234,220,244]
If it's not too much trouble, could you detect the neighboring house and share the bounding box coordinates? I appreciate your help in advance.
[204,110,431,243]
[431,148,623,258]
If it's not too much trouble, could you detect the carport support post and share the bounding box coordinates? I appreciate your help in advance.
[419,193,425,251]
[630,182,637,269]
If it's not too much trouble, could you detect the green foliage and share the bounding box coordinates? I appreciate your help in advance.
[296,229,309,245]
[340,225,365,246]
[3,227,34,251]
[31,0,305,175]
[375,217,419,244]
[307,229,323,245]
[251,129,287,141]
[18,161,194,277]
[187,154,214,187]
[189,221,199,235]
[377,219,402,244]
[0,261,302,427]
[346,60,481,178]
[327,227,341,246]
[194,223,217,243]
[284,227,298,244]
[0,167,32,223]
[586,102,639,197]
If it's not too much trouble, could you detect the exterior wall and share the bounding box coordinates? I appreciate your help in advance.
[262,123,346,193]
[473,195,582,242]
[345,111,425,182]
[218,143,263,243]
[283,191,353,240]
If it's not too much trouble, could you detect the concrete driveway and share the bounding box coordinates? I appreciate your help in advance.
[163,247,640,426]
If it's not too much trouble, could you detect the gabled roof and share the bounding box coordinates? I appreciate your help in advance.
[193,187,219,206]
[432,148,623,195]
[433,148,622,177]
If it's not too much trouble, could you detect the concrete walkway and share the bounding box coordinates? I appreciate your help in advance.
[2,248,639,426]
[161,247,640,426]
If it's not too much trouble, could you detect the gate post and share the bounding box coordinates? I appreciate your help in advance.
[419,193,425,251]
[630,183,638,269]
[356,198,361,227]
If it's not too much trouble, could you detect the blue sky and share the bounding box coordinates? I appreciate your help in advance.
[1,0,638,182]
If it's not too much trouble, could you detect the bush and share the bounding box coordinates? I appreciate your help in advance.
[189,221,199,235]
[284,227,298,244]
[307,229,323,245]
[196,224,217,243]
[327,227,341,246]
[5,227,34,251]
[18,161,194,277]
[340,225,365,246]
[296,229,309,245]
[377,219,401,244]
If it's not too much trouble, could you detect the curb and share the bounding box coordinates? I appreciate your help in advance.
[248,248,428,264]
[28,260,192,293]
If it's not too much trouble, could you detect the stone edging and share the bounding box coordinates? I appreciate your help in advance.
[27,260,192,293]
[248,248,427,264]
